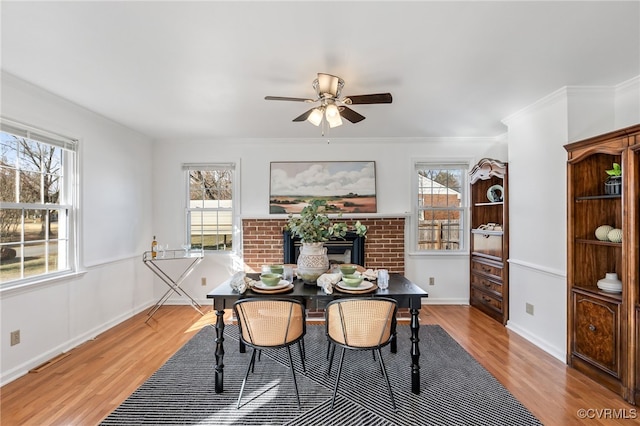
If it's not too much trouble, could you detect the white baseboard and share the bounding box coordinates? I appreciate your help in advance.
[422,298,469,305]
[506,321,565,362]
[0,300,153,386]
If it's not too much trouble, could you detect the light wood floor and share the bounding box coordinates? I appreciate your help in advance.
[1,305,637,425]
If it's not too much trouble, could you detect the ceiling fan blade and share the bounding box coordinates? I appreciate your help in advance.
[265,96,315,102]
[292,108,316,122]
[339,106,366,123]
[343,93,393,104]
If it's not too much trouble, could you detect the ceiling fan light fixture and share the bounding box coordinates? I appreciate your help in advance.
[316,73,344,97]
[325,104,343,128]
[307,107,324,126]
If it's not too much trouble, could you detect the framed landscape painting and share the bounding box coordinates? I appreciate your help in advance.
[269,161,377,214]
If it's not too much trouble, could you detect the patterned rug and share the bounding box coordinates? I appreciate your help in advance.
[101,324,542,425]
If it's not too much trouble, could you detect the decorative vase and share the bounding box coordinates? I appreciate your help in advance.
[607,228,622,243]
[597,272,623,293]
[296,242,329,284]
[604,176,622,195]
[595,225,613,241]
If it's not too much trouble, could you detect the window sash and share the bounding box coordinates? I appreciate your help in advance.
[414,162,468,252]
[0,119,77,287]
[185,165,236,252]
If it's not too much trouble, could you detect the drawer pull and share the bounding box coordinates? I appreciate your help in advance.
[482,296,491,303]
[483,282,491,288]
[588,324,596,332]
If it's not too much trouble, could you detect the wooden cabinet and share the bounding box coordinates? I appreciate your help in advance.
[565,123,640,405]
[469,158,509,324]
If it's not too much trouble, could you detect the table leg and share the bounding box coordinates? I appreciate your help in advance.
[214,309,225,393]
[410,307,420,394]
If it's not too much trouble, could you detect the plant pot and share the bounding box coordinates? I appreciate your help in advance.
[296,242,329,285]
[604,176,622,195]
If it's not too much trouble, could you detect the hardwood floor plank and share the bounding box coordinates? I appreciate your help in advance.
[1,305,637,425]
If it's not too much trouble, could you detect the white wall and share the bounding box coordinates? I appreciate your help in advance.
[0,73,155,384]
[502,77,640,361]
[151,137,507,306]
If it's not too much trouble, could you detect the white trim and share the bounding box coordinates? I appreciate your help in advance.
[0,299,152,386]
[0,270,87,296]
[508,258,566,278]
[422,298,469,305]
[506,321,565,362]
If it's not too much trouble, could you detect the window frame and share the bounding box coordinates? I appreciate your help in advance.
[183,162,239,254]
[0,118,79,289]
[412,160,470,254]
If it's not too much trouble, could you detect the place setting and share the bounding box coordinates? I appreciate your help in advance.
[329,264,387,294]
[251,264,295,294]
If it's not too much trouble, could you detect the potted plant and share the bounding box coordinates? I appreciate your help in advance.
[286,199,367,283]
[604,162,622,195]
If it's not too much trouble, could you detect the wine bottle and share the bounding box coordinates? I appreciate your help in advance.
[151,236,158,259]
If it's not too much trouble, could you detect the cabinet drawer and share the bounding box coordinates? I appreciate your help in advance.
[572,292,621,377]
[470,273,502,296]
[472,232,503,259]
[471,258,503,281]
[470,286,503,312]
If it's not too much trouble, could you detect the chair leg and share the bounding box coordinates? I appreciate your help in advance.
[331,348,346,409]
[286,346,301,409]
[327,343,336,376]
[237,349,257,409]
[376,348,396,411]
[297,341,306,372]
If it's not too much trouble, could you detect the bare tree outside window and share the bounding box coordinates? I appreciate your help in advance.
[187,167,234,251]
[0,125,75,285]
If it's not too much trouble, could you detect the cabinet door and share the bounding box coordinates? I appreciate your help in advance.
[572,292,621,377]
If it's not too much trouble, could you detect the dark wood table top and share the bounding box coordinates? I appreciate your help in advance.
[207,272,428,309]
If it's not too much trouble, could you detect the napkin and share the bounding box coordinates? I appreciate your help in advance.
[229,271,248,294]
[317,273,342,294]
[362,269,378,281]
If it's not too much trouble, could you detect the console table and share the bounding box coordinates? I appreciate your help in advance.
[142,249,205,322]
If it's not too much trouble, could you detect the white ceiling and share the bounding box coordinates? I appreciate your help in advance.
[1,1,638,140]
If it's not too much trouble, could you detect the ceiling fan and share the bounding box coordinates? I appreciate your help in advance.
[265,73,392,131]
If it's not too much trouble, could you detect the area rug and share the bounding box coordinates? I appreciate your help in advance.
[101,324,542,426]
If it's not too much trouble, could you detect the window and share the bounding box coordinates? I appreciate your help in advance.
[184,163,236,252]
[415,162,468,251]
[0,119,78,286]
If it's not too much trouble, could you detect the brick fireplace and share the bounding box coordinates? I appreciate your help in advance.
[241,217,406,273]
[241,216,409,320]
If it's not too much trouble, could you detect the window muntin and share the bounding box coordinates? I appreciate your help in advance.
[0,120,77,286]
[185,165,235,252]
[415,164,467,251]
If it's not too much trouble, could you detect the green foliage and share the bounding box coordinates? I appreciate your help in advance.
[285,199,367,243]
[605,163,622,177]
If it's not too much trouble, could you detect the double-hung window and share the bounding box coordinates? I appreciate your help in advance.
[184,163,236,252]
[414,162,468,252]
[0,119,78,286]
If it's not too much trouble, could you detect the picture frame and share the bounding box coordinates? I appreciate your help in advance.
[269,161,377,214]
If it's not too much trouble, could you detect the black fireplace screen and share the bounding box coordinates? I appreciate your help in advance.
[283,230,365,266]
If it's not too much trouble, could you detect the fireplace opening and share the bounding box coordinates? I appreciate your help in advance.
[283,230,365,266]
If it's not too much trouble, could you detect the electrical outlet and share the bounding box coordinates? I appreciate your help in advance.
[526,303,534,316]
[201,277,207,286]
[10,330,20,346]
[429,277,435,286]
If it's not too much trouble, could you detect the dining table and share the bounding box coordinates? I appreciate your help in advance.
[206,272,429,394]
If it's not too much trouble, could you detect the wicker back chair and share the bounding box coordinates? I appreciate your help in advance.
[233,298,306,409]
[325,297,398,410]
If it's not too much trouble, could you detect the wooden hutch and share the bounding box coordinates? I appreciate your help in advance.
[469,158,509,324]
[565,123,640,405]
